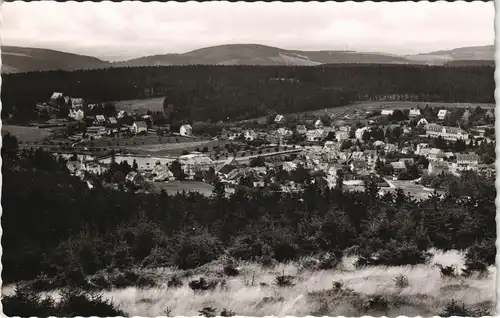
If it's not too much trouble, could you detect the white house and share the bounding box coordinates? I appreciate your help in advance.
[314,119,324,129]
[277,128,293,137]
[68,109,84,121]
[50,92,64,105]
[179,153,214,177]
[417,118,429,127]
[95,115,106,125]
[180,124,193,137]
[107,117,118,125]
[274,114,284,124]
[132,121,148,134]
[244,130,257,141]
[437,109,448,120]
[416,143,430,155]
[427,148,445,161]
[117,110,127,119]
[409,109,421,118]
[151,164,175,182]
[70,98,84,110]
[462,110,471,121]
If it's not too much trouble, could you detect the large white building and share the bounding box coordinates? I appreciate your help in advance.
[426,124,468,141]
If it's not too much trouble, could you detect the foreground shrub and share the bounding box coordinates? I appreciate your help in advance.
[2,284,58,317]
[57,289,126,316]
[462,239,495,277]
[198,306,217,317]
[2,285,125,317]
[223,265,239,277]
[188,277,218,292]
[171,229,224,270]
[363,295,389,313]
[274,273,295,287]
[392,274,410,288]
[435,263,458,278]
[356,241,432,267]
[220,308,236,317]
[228,234,274,262]
[440,299,491,317]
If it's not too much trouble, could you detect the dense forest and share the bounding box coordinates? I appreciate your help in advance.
[2,64,494,122]
[2,134,496,289]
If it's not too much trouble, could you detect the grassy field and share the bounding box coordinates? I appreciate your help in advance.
[99,250,496,316]
[3,249,492,316]
[2,125,53,142]
[113,97,164,113]
[148,180,215,196]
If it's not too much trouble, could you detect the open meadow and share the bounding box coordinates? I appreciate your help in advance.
[2,125,53,142]
[113,97,165,113]
[2,249,494,317]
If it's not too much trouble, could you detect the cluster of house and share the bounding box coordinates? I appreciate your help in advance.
[39,92,195,140]
[57,104,495,193]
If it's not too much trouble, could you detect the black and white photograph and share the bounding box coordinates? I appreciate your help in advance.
[0,1,496,316]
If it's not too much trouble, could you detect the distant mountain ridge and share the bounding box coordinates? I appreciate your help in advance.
[2,46,110,73]
[1,44,494,73]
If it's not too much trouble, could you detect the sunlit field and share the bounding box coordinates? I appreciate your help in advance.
[4,249,493,317]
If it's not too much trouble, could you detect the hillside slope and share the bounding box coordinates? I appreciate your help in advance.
[1,44,494,73]
[116,44,411,67]
[406,45,494,65]
[1,46,111,73]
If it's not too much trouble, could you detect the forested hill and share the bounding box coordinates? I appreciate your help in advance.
[2,44,494,73]
[114,44,411,67]
[2,46,111,73]
[2,64,494,122]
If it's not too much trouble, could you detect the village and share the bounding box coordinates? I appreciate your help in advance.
[14,91,497,199]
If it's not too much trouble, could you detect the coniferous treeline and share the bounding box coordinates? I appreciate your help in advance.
[2,65,494,122]
[2,134,496,287]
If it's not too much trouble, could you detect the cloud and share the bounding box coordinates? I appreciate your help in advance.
[1,1,494,60]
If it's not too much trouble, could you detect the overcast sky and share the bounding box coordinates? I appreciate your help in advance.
[1,1,494,61]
